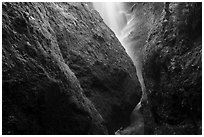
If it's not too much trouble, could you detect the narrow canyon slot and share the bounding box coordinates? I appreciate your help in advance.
[2,2,202,135]
[93,2,147,134]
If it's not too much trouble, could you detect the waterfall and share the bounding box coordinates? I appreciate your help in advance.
[93,2,147,135]
[92,2,125,38]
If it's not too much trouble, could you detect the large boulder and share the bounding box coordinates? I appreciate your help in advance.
[143,2,202,134]
[2,2,141,134]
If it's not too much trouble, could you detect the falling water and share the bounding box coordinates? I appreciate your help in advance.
[93,2,147,135]
[92,3,125,38]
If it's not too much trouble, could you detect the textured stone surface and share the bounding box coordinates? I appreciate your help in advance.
[142,2,202,134]
[2,2,141,134]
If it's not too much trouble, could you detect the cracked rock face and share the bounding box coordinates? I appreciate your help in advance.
[142,2,202,134]
[2,2,141,134]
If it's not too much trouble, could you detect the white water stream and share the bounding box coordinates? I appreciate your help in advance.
[93,2,147,135]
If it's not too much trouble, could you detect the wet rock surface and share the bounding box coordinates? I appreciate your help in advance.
[2,2,142,134]
[143,2,202,134]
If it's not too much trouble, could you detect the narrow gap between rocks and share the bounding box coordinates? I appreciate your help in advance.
[93,2,147,135]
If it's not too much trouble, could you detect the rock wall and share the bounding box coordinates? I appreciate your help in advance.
[143,2,202,134]
[2,2,142,134]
